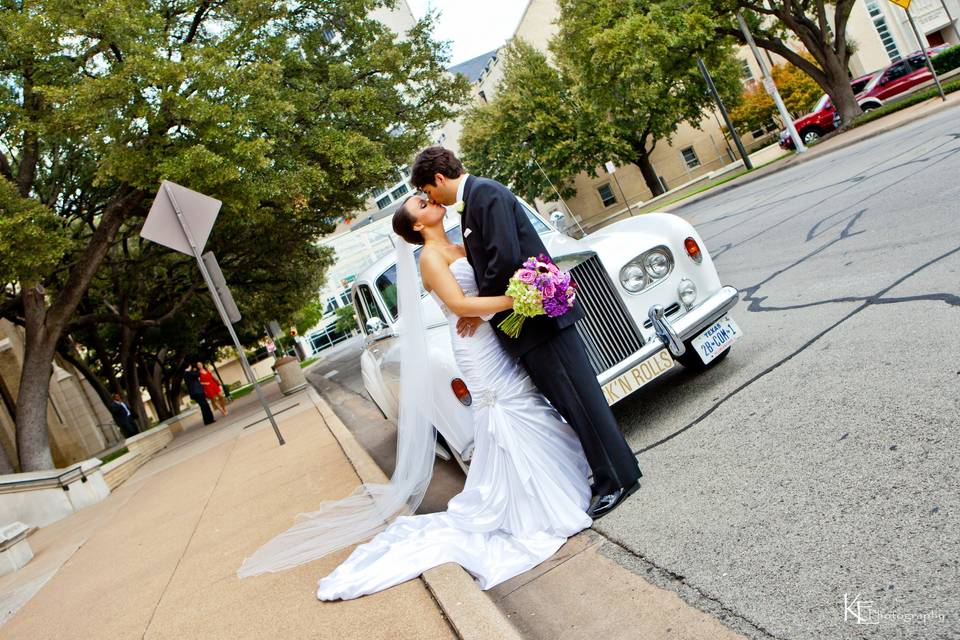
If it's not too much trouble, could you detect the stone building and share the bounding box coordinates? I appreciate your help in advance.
[0,320,121,473]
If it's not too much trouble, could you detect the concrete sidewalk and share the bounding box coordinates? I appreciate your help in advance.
[0,388,469,639]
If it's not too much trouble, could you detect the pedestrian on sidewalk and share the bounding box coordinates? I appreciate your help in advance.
[184,363,216,425]
[199,362,228,417]
[109,393,140,438]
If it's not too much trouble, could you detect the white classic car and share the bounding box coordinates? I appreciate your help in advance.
[351,201,741,471]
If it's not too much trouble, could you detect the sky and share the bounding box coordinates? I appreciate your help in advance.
[405,0,529,66]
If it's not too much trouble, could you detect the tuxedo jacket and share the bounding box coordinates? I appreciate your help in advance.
[461,175,584,357]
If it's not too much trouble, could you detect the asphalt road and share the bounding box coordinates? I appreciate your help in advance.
[601,105,960,639]
[310,105,959,639]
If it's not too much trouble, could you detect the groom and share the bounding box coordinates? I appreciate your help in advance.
[410,147,641,518]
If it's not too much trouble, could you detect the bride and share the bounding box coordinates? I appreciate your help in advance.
[238,195,592,600]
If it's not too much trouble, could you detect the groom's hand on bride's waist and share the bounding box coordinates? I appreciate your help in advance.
[457,317,482,337]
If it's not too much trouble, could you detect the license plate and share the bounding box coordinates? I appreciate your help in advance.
[691,315,742,364]
[602,349,674,406]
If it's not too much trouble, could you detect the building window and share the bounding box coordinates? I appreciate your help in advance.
[390,184,409,199]
[738,58,753,80]
[400,166,410,177]
[681,146,701,169]
[597,184,617,207]
[376,195,391,210]
[372,186,386,198]
[866,0,901,62]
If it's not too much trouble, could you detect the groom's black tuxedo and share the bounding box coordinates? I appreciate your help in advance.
[461,175,641,496]
[461,176,583,358]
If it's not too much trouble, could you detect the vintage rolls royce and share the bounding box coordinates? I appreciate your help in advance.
[351,201,741,471]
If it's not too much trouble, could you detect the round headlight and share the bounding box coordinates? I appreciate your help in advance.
[678,278,697,308]
[644,251,670,279]
[619,263,646,292]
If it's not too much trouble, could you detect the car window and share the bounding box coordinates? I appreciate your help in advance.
[376,266,399,320]
[814,95,829,112]
[520,203,551,234]
[907,56,926,72]
[445,225,463,244]
[884,62,909,83]
[357,285,384,327]
[851,76,872,94]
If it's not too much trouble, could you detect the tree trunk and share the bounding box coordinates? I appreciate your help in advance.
[119,326,149,429]
[822,58,863,127]
[0,376,17,473]
[139,353,173,421]
[12,187,146,470]
[16,286,57,470]
[635,153,664,197]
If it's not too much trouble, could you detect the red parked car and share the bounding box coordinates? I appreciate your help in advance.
[857,46,949,110]
[779,73,874,149]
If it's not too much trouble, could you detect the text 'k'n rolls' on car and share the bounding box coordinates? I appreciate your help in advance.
[352,201,741,472]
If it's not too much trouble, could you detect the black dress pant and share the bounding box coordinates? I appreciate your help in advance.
[520,326,641,496]
[192,394,216,425]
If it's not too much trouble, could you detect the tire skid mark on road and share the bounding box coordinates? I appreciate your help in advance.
[697,133,960,260]
[708,134,960,261]
[634,241,960,455]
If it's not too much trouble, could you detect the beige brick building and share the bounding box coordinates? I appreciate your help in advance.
[0,320,121,472]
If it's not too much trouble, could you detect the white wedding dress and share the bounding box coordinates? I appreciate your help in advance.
[316,257,592,600]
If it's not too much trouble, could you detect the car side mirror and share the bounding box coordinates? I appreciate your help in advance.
[366,317,385,335]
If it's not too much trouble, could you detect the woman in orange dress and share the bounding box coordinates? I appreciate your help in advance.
[198,362,228,417]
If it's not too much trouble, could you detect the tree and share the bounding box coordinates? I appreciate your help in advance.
[729,61,823,132]
[0,0,468,470]
[336,305,359,334]
[460,41,586,203]
[461,0,742,199]
[711,3,863,126]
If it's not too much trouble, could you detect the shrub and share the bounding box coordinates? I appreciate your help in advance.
[933,44,960,75]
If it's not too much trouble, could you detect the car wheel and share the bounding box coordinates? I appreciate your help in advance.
[801,128,821,144]
[676,342,731,372]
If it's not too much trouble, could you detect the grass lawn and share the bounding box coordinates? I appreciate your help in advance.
[99,447,129,464]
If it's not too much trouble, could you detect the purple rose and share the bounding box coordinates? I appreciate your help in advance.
[541,281,557,299]
[517,269,538,285]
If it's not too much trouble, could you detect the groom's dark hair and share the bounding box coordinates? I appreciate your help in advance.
[410,146,464,188]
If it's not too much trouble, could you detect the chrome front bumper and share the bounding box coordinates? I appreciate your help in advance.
[596,285,740,385]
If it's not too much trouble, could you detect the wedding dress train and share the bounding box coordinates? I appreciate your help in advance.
[316,257,591,600]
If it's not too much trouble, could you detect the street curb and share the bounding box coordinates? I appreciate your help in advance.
[307,388,524,640]
[661,93,960,213]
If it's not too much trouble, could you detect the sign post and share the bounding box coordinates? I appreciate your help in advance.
[737,13,807,152]
[142,181,285,446]
[890,0,947,101]
[697,58,753,171]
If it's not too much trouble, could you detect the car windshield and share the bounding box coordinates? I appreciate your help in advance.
[813,94,830,112]
[863,72,885,93]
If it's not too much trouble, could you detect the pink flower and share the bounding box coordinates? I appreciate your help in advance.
[541,281,556,299]
[517,269,538,285]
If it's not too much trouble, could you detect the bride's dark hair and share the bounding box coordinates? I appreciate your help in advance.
[392,196,424,245]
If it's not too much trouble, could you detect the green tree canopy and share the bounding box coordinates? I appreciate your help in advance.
[0,0,468,470]
[461,0,742,200]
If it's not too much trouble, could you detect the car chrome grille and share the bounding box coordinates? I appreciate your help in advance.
[570,256,645,376]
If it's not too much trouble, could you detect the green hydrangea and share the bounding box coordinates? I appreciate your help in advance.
[505,280,545,318]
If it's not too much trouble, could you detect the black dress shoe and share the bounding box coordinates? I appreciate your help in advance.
[587,481,640,519]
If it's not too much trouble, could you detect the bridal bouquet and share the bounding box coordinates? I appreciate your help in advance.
[499,254,577,338]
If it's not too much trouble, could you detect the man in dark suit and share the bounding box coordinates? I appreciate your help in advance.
[411,147,641,517]
[109,393,140,438]
[184,364,217,426]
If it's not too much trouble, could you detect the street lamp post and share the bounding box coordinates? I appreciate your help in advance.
[737,13,807,153]
[697,58,753,171]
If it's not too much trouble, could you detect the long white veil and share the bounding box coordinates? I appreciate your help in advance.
[237,239,436,577]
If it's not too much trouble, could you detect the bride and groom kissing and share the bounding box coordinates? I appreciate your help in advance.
[239,147,642,601]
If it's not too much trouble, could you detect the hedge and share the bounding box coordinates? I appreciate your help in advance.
[933,44,960,75]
